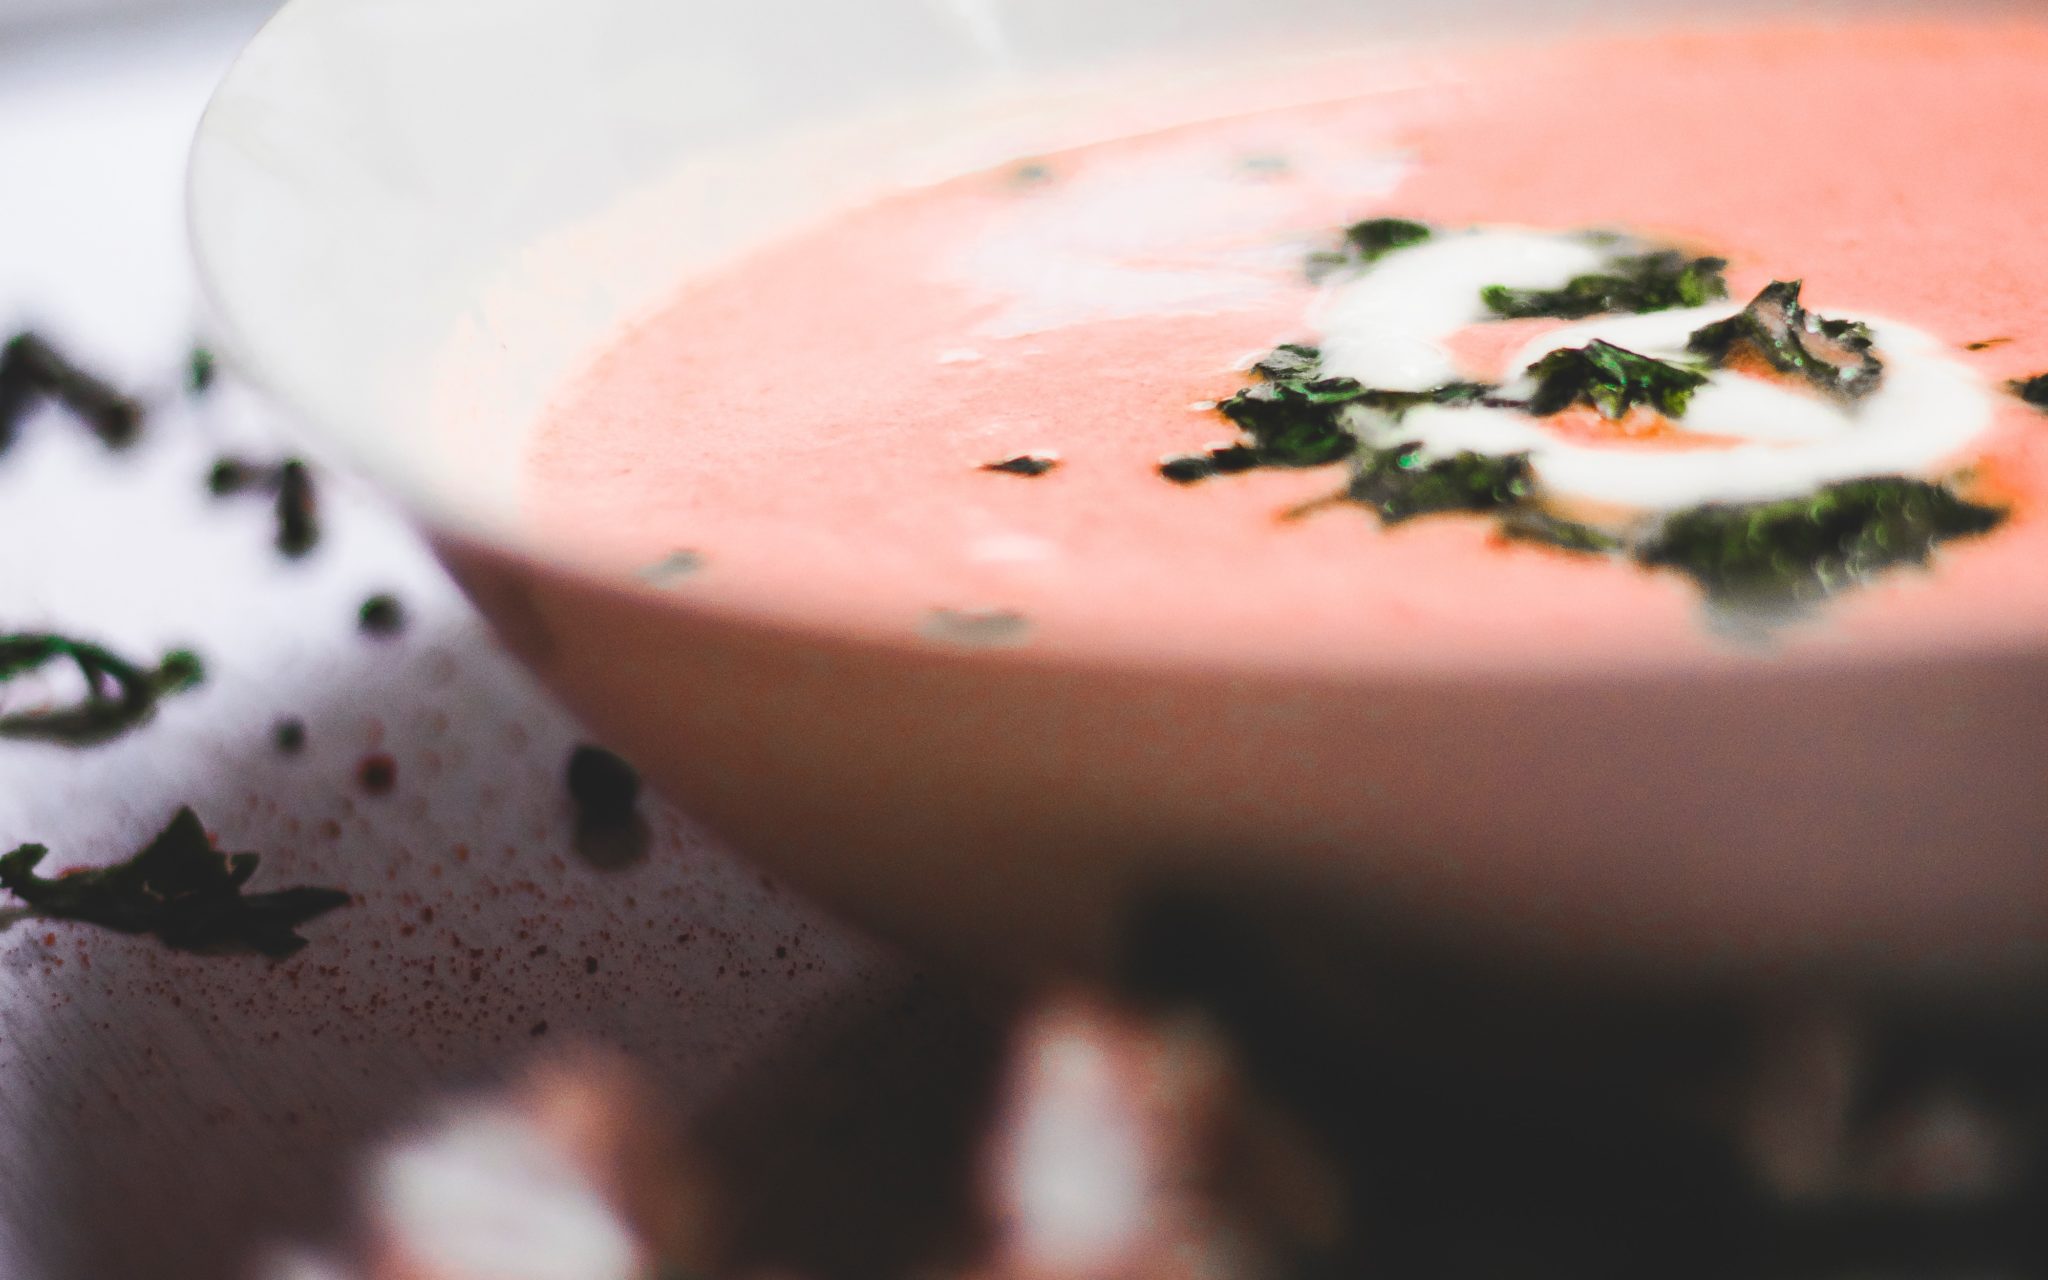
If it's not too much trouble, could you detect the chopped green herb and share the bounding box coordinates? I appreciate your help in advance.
[2008,373,2048,411]
[1967,337,2014,352]
[1160,453,1219,484]
[981,454,1060,477]
[0,808,349,958]
[1011,162,1054,187]
[207,457,260,496]
[1687,281,1883,400]
[1638,476,2005,605]
[1525,341,1708,420]
[273,718,307,756]
[0,634,204,746]
[187,345,217,396]
[1346,444,1534,524]
[0,339,32,453]
[1498,509,1626,555]
[1308,218,1434,281]
[0,331,143,448]
[1482,250,1728,321]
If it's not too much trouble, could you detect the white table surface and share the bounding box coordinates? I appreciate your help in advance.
[0,13,917,1278]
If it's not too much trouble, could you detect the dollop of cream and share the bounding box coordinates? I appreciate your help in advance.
[1315,228,1996,511]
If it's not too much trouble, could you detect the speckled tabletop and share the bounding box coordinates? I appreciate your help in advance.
[0,14,978,1278]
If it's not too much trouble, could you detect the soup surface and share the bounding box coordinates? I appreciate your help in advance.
[526,18,2048,671]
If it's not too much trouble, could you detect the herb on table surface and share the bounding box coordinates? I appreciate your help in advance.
[0,330,145,450]
[0,808,349,958]
[1524,341,1709,420]
[1638,476,2005,605]
[1687,280,1883,401]
[2009,373,2048,411]
[981,453,1061,477]
[1306,217,1434,281]
[1482,249,1729,320]
[0,634,204,746]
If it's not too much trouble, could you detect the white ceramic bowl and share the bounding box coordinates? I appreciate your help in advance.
[190,0,2048,991]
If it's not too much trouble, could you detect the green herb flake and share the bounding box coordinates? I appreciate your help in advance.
[0,808,350,958]
[1687,280,1883,400]
[1347,444,1535,524]
[1482,250,1729,321]
[0,634,204,746]
[1525,341,1708,420]
[1637,477,2005,606]
[2008,373,2048,411]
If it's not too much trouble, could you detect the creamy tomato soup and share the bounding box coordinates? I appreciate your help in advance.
[525,19,2048,669]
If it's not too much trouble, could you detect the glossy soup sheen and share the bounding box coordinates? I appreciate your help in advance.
[526,18,2048,671]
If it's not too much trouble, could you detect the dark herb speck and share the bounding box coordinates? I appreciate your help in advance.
[0,807,350,958]
[356,754,398,796]
[358,594,406,638]
[1498,509,1626,556]
[567,745,641,827]
[2009,373,2048,411]
[981,454,1060,477]
[1346,445,1534,524]
[187,345,218,396]
[275,459,319,558]
[273,719,307,756]
[0,331,143,448]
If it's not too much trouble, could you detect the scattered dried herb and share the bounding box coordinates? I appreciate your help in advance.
[1482,249,1728,321]
[273,718,307,756]
[275,459,320,558]
[1967,337,2014,352]
[0,331,144,448]
[2009,373,2048,411]
[568,745,641,828]
[358,594,406,637]
[0,808,349,958]
[0,634,204,746]
[1687,281,1883,400]
[1525,341,1709,420]
[1638,476,2005,605]
[206,455,322,557]
[187,345,217,396]
[981,454,1060,477]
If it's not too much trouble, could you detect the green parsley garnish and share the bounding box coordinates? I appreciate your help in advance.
[981,454,1061,477]
[1483,249,1729,320]
[187,345,218,396]
[0,634,204,746]
[1638,476,2005,605]
[1,808,350,958]
[1687,281,1883,401]
[1525,341,1709,420]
